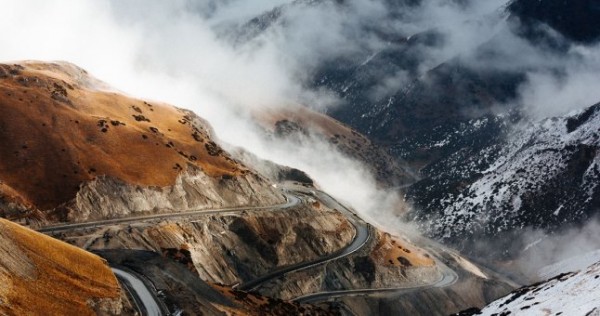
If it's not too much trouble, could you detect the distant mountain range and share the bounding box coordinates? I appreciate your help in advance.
[228,0,600,260]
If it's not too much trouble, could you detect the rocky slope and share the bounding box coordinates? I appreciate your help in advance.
[0,219,123,315]
[50,180,516,316]
[0,61,284,224]
[261,232,516,316]
[0,55,534,315]
[54,194,359,315]
[0,60,374,315]
[258,230,439,300]
[97,250,338,316]
[58,196,355,286]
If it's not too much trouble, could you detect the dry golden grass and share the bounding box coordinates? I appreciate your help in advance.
[256,105,367,142]
[371,231,435,268]
[0,61,243,212]
[0,218,121,315]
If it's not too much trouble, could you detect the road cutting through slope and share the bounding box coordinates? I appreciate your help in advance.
[112,267,166,316]
[37,187,459,310]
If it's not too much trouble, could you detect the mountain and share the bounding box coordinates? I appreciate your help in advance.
[3,0,599,309]
[0,61,284,224]
[455,260,600,316]
[0,218,123,315]
[252,105,417,187]
[232,0,600,262]
[0,61,520,315]
[406,103,600,256]
[323,59,523,169]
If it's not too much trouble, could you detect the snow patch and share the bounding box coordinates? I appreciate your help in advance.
[478,261,600,316]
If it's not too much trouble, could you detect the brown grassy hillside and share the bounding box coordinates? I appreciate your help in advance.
[0,218,122,315]
[255,105,415,186]
[0,61,245,212]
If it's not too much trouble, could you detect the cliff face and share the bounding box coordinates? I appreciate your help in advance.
[65,166,284,222]
[0,219,123,315]
[0,61,284,223]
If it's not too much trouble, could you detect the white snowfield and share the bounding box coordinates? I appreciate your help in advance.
[478,261,600,316]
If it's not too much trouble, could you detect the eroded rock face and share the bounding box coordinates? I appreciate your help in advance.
[258,228,441,301]
[64,166,285,222]
[62,200,354,285]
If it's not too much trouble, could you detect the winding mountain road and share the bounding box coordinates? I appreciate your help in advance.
[37,187,460,313]
[37,191,300,316]
[239,189,459,305]
[237,189,372,291]
[112,267,165,316]
[293,255,458,304]
[38,193,300,233]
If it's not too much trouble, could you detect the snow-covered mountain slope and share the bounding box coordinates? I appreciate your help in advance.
[538,249,600,281]
[457,260,600,316]
[407,103,600,251]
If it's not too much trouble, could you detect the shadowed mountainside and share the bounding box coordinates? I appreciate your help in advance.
[254,105,417,187]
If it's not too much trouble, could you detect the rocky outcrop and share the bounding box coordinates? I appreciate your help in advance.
[61,199,354,286]
[64,166,284,222]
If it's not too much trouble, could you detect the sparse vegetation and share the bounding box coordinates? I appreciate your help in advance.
[132,114,150,122]
[0,61,242,213]
[0,219,121,315]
